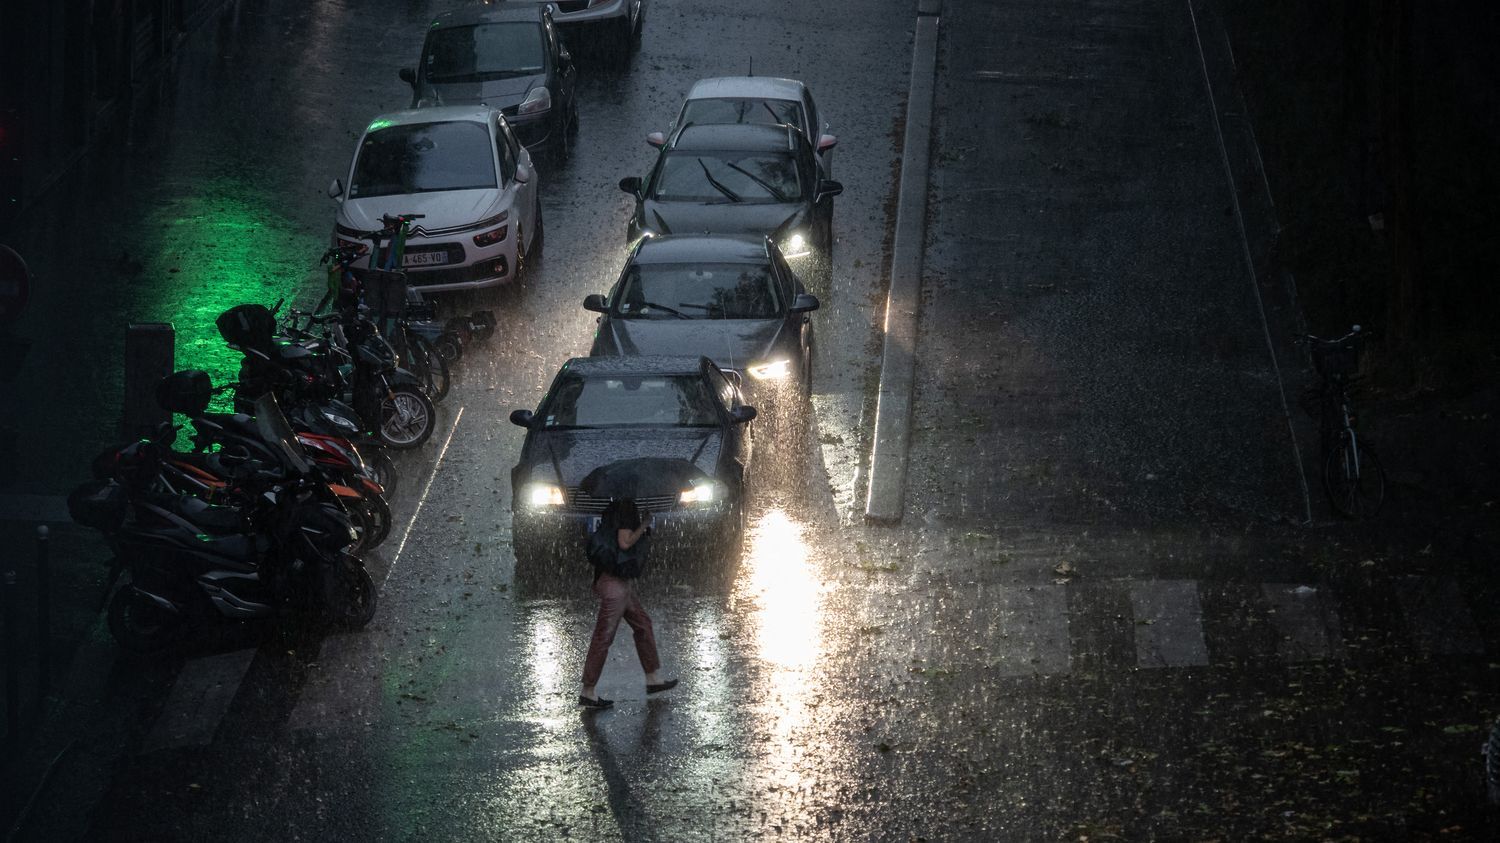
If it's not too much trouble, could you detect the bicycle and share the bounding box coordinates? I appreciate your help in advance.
[1295,324,1386,518]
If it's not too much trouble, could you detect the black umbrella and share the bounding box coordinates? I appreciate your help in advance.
[579,457,708,499]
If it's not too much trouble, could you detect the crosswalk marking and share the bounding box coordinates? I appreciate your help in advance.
[1130,580,1210,668]
[1262,583,1344,662]
[141,648,256,754]
[288,633,383,735]
[984,583,1070,676]
[1395,576,1484,656]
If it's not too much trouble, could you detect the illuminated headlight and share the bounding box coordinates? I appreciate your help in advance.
[518,87,552,116]
[781,231,811,259]
[679,481,718,505]
[525,483,565,508]
[748,359,792,380]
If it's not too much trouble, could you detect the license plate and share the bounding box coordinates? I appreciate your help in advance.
[404,251,449,267]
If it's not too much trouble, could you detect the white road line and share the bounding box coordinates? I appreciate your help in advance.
[1395,576,1484,656]
[986,584,1071,677]
[1131,580,1210,668]
[384,405,465,588]
[287,634,382,735]
[1262,583,1344,662]
[1186,0,1313,525]
[140,648,256,754]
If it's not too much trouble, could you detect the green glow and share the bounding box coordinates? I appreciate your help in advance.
[366,118,396,133]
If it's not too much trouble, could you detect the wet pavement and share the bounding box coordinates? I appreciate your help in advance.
[3,0,1500,840]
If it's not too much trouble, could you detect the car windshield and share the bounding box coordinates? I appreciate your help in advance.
[542,375,721,428]
[615,262,781,320]
[423,22,546,82]
[680,98,804,133]
[652,151,802,204]
[349,121,496,198]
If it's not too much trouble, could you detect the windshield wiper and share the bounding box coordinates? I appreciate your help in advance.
[677,303,727,318]
[628,301,690,319]
[696,158,742,203]
[723,160,789,202]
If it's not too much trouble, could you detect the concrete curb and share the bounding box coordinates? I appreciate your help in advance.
[864,9,940,524]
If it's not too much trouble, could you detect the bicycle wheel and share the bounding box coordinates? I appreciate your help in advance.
[412,334,450,401]
[1322,436,1385,518]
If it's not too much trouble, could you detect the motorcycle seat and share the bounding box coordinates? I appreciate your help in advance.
[173,495,247,534]
[197,412,259,439]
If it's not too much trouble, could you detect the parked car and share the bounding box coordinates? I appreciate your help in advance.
[509,355,756,571]
[328,106,543,294]
[648,76,837,174]
[618,123,842,283]
[400,3,579,161]
[503,0,646,64]
[583,234,818,408]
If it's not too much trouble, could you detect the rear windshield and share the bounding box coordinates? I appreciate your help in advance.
[542,375,720,428]
[350,121,496,198]
[652,152,802,204]
[680,98,804,133]
[614,262,780,320]
[423,22,546,82]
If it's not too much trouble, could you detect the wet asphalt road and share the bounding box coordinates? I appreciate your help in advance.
[6,0,1500,840]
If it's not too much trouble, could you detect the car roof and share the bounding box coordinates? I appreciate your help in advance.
[686,77,807,102]
[558,356,711,378]
[633,235,768,265]
[668,123,797,152]
[362,106,498,132]
[429,3,544,27]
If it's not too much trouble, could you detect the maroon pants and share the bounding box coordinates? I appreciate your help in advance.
[581,573,660,687]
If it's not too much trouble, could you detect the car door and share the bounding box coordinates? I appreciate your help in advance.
[496,114,538,247]
[803,87,830,175]
[704,362,752,476]
[545,15,576,120]
[768,245,809,363]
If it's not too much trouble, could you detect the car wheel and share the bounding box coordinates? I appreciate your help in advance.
[568,98,580,136]
[552,113,572,164]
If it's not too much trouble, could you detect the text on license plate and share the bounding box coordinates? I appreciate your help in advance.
[404,251,449,267]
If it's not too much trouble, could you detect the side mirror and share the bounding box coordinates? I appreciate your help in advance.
[618,176,643,198]
[789,293,820,314]
[327,179,344,199]
[509,409,535,428]
[815,179,843,202]
[646,132,666,148]
[514,164,532,185]
[583,294,608,313]
[730,405,758,425]
[399,67,416,87]
[817,133,838,153]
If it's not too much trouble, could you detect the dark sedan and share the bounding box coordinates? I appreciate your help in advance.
[508,356,756,573]
[618,123,842,283]
[583,235,819,407]
[401,3,579,160]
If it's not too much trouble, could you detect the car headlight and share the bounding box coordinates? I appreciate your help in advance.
[525,483,566,508]
[518,87,552,116]
[781,231,811,259]
[748,359,792,380]
[679,480,719,505]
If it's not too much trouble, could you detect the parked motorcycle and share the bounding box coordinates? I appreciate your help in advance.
[70,393,378,651]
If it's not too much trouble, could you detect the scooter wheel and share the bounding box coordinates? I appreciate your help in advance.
[435,334,463,363]
[108,587,185,653]
[368,451,398,499]
[378,385,435,450]
[321,555,378,628]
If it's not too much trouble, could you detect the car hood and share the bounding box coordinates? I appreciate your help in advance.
[522,428,724,487]
[340,189,504,234]
[598,318,783,371]
[640,201,804,238]
[421,74,545,111]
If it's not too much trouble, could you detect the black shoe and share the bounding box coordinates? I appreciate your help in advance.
[578,695,614,709]
[646,679,678,695]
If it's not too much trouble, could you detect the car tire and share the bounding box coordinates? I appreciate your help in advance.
[532,200,545,263]
[568,97,580,137]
